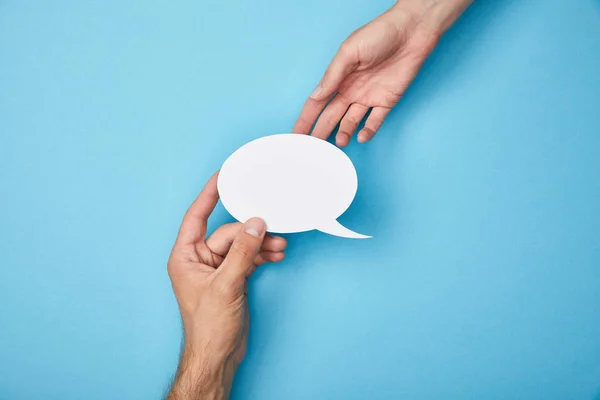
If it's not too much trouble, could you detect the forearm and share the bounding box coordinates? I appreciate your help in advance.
[168,344,234,400]
[395,0,474,36]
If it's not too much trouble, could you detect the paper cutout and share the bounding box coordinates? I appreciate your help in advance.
[218,134,371,239]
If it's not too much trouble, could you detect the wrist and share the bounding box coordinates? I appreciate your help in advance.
[183,328,232,366]
[169,346,231,400]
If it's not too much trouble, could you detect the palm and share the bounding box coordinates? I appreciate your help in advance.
[336,60,409,110]
[337,19,412,108]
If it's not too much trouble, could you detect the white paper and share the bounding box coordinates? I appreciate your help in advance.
[218,134,371,239]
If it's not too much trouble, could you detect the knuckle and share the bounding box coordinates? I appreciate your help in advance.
[343,116,360,127]
[385,92,402,106]
[338,41,354,59]
[298,115,313,128]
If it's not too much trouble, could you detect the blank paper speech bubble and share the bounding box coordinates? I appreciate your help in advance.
[217,134,371,239]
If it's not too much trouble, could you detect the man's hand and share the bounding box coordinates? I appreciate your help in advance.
[167,173,287,400]
[293,0,473,147]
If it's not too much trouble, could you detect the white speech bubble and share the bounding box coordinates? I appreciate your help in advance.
[217,133,371,239]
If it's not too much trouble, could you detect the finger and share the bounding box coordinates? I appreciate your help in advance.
[215,250,286,277]
[207,223,287,256]
[293,97,329,135]
[207,250,285,277]
[260,236,287,252]
[311,95,351,141]
[255,251,286,265]
[204,244,286,270]
[248,251,285,277]
[357,107,391,143]
[205,222,241,255]
[311,44,358,102]
[336,103,369,147]
[175,172,219,245]
[293,44,357,135]
[216,218,266,289]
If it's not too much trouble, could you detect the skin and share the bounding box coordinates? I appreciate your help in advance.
[293,0,474,147]
[167,173,287,399]
[169,1,474,398]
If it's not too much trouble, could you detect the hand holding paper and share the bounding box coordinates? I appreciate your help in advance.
[167,175,287,400]
[218,134,371,239]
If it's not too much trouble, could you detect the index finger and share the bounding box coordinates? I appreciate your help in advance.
[175,171,220,245]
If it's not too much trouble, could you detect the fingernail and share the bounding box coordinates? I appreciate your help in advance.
[245,218,265,237]
[310,84,323,99]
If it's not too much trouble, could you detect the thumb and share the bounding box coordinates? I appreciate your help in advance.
[310,44,358,101]
[215,218,266,290]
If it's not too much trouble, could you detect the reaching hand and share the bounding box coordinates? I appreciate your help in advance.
[167,173,287,400]
[293,0,473,147]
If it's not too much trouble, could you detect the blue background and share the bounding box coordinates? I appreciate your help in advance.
[1,1,599,399]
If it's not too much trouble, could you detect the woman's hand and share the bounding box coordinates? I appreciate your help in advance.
[294,0,473,147]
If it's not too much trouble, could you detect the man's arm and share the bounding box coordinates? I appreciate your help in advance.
[166,174,287,399]
[169,344,230,400]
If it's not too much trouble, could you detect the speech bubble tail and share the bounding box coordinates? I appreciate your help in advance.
[317,220,372,239]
